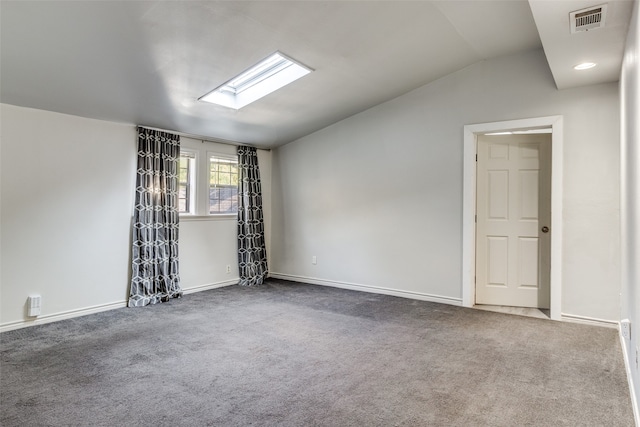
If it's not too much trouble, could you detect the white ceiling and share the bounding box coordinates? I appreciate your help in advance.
[0,1,633,148]
[529,0,634,89]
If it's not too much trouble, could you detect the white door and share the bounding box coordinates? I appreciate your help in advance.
[475,134,551,308]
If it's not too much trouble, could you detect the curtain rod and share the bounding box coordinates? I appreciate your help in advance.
[138,125,271,151]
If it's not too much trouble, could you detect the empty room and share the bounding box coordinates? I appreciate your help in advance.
[1,0,639,425]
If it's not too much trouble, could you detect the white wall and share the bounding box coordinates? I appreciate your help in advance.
[1,105,136,327]
[271,48,621,321]
[0,104,271,330]
[178,137,272,292]
[620,0,640,414]
[178,137,241,291]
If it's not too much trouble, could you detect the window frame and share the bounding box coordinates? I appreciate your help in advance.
[177,137,239,221]
[178,149,197,215]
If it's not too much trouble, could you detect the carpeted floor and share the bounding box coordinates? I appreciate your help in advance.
[0,279,634,426]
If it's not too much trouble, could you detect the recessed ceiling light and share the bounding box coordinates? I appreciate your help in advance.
[574,62,597,70]
[199,52,312,110]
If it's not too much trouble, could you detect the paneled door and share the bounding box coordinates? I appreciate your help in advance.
[475,133,551,308]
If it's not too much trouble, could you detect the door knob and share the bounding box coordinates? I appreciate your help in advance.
[541,226,549,233]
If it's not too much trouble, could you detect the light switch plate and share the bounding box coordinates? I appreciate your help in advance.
[621,319,631,339]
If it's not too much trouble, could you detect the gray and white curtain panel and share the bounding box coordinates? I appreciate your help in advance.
[237,146,268,286]
[128,127,182,307]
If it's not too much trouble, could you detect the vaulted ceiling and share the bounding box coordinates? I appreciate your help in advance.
[0,1,634,148]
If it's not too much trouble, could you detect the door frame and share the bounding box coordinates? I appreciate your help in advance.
[462,116,563,320]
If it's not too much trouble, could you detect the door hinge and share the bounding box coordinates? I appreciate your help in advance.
[476,154,478,162]
[475,214,477,223]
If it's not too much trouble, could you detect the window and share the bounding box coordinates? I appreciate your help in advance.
[178,151,196,214]
[199,52,312,110]
[209,156,238,214]
[177,139,238,219]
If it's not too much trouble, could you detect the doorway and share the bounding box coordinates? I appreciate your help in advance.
[462,116,563,321]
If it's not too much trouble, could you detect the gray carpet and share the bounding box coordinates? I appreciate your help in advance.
[0,279,634,426]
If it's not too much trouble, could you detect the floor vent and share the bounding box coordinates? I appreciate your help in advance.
[570,4,607,33]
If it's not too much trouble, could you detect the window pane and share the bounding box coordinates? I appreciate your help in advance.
[210,187,220,200]
[179,157,189,182]
[178,153,193,214]
[219,173,231,186]
[219,187,232,200]
[212,186,238,213]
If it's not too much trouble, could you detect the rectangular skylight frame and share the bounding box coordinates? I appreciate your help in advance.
[199,51,312,110]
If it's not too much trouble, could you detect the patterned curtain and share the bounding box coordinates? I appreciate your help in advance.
[237,146,268,286]
[128,127,182,307]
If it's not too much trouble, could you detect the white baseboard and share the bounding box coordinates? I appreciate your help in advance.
[0,279,239,333]
[269,272,463,306]
[0,300,127,333]
[182,279,238,294]
[619,327,640,426]
[561,313,619,329]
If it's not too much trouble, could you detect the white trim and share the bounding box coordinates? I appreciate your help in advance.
[0,280,239,333]
[179,148,198,215]
[269,272,462,306]
[619,327,640,426]
[560,313,619,328]
[462,116,563,321]
[182,279,238,294]
[0,301,127,333]
[179,214,237,222]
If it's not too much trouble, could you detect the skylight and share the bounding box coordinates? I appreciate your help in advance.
[199,52,312,110]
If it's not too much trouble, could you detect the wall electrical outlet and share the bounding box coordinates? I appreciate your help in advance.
[621,319,631,339]
[312,256,317,265]
[226,265,231,274]
[27,295,41,317]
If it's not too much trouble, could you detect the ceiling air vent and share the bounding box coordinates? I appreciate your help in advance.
[570,4,607,33]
